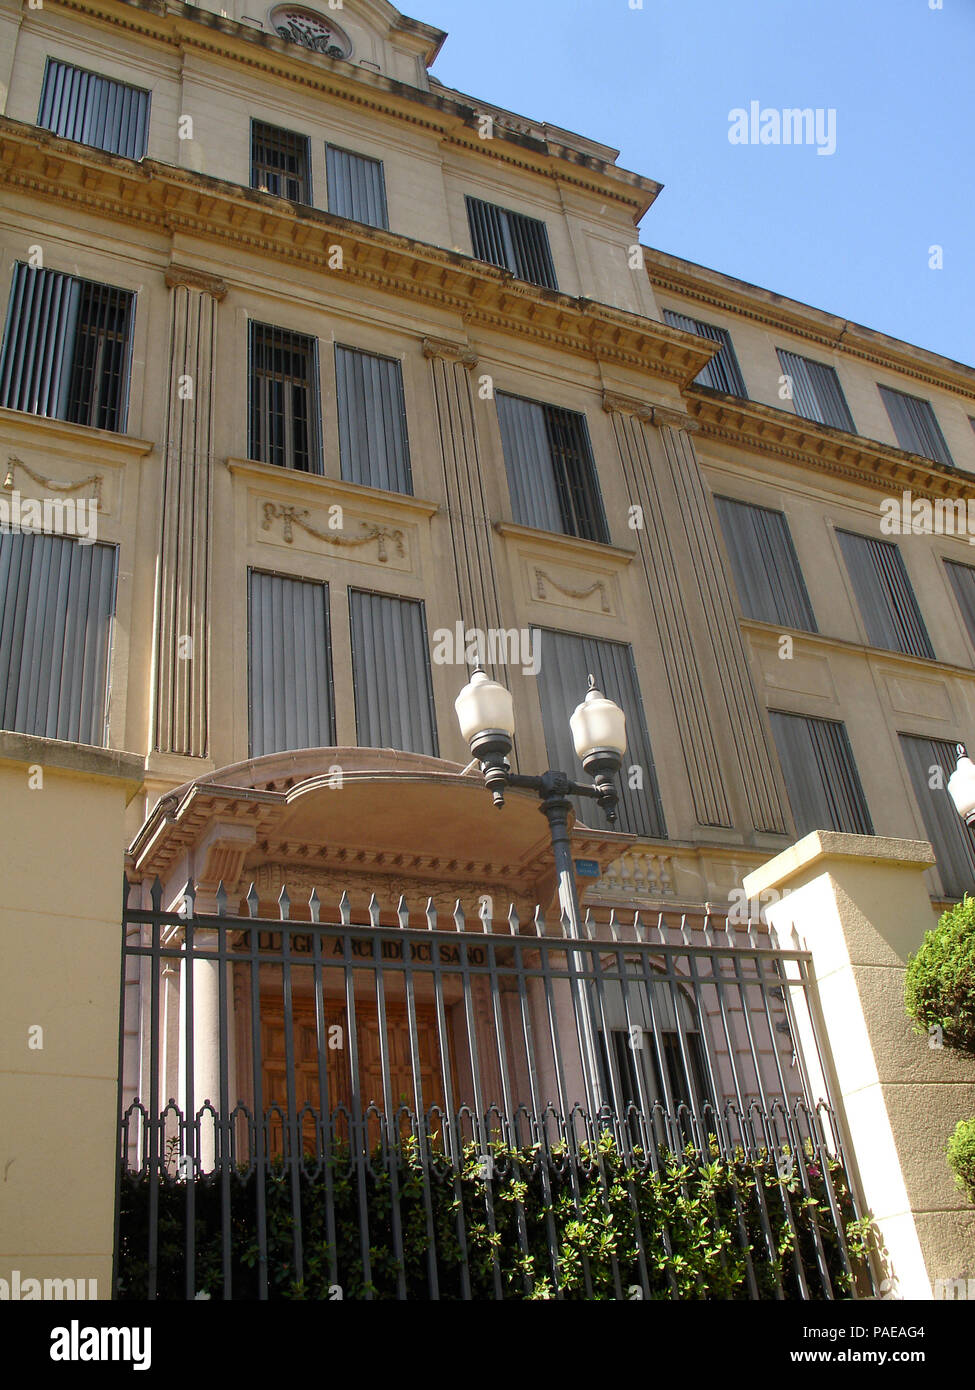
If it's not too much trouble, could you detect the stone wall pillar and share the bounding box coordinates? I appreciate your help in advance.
[603,393,788,837]
[744,830,975,1299]
[154,264,227,757]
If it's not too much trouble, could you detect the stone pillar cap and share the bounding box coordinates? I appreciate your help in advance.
[743,830,935,899]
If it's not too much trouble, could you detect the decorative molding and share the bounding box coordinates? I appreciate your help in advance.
[164,263,229,300]
[4,456,103,505]
[261,501,406,561]
[601,391,699,432]
[533,567,610,613]
[494,519,635,566]
[421,335,477,368]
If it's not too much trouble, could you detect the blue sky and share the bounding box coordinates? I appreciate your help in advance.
[423,0,974,366]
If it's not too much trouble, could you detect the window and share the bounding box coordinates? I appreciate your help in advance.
[899,735,975,900]
[251,121,311,202]
[496,393,608,543]
[0,533,116,745]
[248,322,320,472]
[349,591,438,756]
[465,196,558,290]
[533,628,666,839]
[836,530,934,659]
[776,350,855,432]
[325,144,388,229]
[38,58,150,159]
[945,560,975,650]
[662,310,747,397]
[715,497,817,631]
[335,346,412,494]
[248,571,334,757]
[769,711,873,837]
[879,385,954,467]
[0,263,134,431]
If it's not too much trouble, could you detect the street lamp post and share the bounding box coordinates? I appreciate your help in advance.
[454,666,627,1118]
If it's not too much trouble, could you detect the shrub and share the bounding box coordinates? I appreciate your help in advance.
[947,1118,975,1205]
[904,895,975,1052]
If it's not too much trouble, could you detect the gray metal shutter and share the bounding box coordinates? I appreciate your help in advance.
[466,196,514,270]
[496,393,607,542]
[899,735,975,899]
[247,570,333,757]
[715,496,818,631]
[879,385,954,467]
[946,561,975,650]
[662,310,747,397]
[837,530,934,659]
[349,590,438,755]
[776,349,855,432]
[38,58,150,160]
[465,197,558,290]
[533,627,666,838]
[0,264,81,417]
[0,532,116,745]
[325,144,388,229]
[769,711,873,836]
[335,346,412,494]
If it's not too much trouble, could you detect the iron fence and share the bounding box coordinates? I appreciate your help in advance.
[115,877,880,1300]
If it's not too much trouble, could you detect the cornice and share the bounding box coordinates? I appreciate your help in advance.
[740,617,975,682]
[687,389,970,502]
[226,456,440,518]
[647,252,975,402]
[493,520,636,567]
[0,405,154,462]
[0,119,710,384]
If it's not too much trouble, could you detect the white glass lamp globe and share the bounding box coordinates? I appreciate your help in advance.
[948,745,975,825]
[455,668,515,748]
[569,678,626,764]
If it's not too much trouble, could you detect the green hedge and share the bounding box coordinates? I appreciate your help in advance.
[946,1118,975,1205]
[905,894,975,1053]
[117,1134,874,1300]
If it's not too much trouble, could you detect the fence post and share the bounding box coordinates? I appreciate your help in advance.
[744,830,975,1300]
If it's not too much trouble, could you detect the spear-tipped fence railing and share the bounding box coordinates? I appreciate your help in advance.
[114,876,879,1301]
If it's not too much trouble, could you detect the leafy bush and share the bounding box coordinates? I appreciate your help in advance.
[117,1133,874,1301]
[905,895,975,1053]
[947,1118,975,1205]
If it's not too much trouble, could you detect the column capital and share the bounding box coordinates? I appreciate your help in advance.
[601,390,699,431]
[422,335,477,368]
[164,263,229,301]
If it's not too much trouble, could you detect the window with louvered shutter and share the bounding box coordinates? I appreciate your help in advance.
[945,560,975,651]
[662,310,747,397]
[533,627,666,839]
[769,711,873,837]
[0,533,117,746]
[465,197,558,290]
[837,530,934,659]
[325,144,388,228]
[776,349,856,432]
[496,393,608,543]
[715,497,817,631]
[335,346,412,494]
[349,590,438,756]
[899,734,975,900]
[879,385,954,467]
[38,58,150,159]
[251,121,311,202]
[247,570,334,757]
[0,263,134,431]
[248,322,321,472]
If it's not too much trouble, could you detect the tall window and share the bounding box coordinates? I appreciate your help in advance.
[37,58,150,159]
[837,530,934,659]
[879,385,954,467]
[598,975,711,1123]
[715,497,817,631]
[0,264,134,431]
[251,121,311,202]
[325,144,388,229]
[769,711,873,837]
[335,346,412,494]
[248,322,320,472]
[899,735,975,900]
[0,533,116,745]
[496,393,608,543]
[662,310,747,397]
[533,628,666,839]
[248,571,333,757]
[945,560,975,651]
[349,591,438,756]
[465,196,558,290]
[776,349,855,432]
